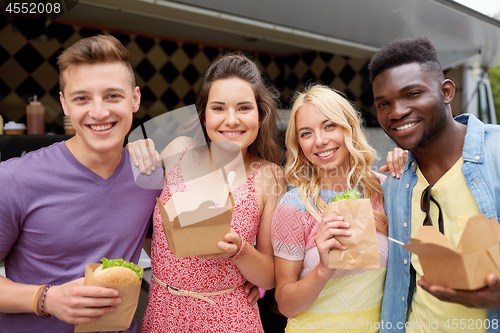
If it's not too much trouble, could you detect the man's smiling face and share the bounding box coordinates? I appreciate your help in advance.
[60,62,140,158]
[372,62,448,150]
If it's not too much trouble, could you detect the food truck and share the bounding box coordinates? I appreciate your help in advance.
[1,0,499,162]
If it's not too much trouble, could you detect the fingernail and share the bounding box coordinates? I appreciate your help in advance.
[346,231,352,235]
[116,298,122,304]
[391,172,396,177]
[344,222,350,227]
[338,216,344,220]
[110,307,116,313]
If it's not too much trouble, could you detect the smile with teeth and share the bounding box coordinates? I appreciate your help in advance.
[316,148,338,157]
[89,123,114,132]
[220,131,244,136]
[395,122,417,131]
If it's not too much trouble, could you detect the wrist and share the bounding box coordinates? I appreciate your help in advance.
[32,285,44,316]
[33,284,54,318]
[230,236,247,262]
[316,262,334,280]
[42,285,56,317]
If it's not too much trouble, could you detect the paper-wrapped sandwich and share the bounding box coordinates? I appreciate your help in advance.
[325,189,380,270]
[74,258,143,333]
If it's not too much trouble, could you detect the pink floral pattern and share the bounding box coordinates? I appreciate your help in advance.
[141,149,264,333]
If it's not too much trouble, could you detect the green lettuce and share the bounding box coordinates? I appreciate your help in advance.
[331,189,361,202]
[101,257,143,280]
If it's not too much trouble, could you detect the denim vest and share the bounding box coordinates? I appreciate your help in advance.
[380,114,500,332]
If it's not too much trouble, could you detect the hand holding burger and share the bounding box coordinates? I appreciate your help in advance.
[74,258,143,332]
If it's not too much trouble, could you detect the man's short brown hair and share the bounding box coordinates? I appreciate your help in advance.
[57,34,135,93]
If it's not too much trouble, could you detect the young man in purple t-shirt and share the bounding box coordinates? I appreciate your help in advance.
[0,35,161,332]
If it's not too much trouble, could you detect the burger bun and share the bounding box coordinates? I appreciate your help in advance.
[93,264,140,285]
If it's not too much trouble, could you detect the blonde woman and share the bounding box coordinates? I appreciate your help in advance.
[271,84,389,332]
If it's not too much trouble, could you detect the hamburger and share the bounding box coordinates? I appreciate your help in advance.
[93,258,143,285]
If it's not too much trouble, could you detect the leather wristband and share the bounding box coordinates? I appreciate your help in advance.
[32,285,45,316]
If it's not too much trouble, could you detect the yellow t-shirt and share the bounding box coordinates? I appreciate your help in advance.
[406,158,487,333]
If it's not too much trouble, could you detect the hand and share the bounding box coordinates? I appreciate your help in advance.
[243,282,261,306]
[43,278,121,324]
[379,148,408,179]
[314,215,350,271]
[418,274,500,309]
[126,139,160,175]
[198,229,242,259]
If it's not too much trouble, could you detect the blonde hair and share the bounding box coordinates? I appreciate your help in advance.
[285,84,388,234]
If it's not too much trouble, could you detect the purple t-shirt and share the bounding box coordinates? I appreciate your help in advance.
[0,142,161,333]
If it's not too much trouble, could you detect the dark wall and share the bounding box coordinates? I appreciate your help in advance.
[0,16,379,135]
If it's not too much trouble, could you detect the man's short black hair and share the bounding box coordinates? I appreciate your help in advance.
[368,36,444,82]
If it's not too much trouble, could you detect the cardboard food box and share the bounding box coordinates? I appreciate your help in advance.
[74,263,142,332]
[156,188,234,258]
[324,198,380,270]
[404,214,500,290]
[154,140,243,258]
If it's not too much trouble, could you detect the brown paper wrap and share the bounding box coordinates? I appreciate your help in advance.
[156,192,234,258]
[404,214,500,290]
[74,263,142,332]
[324,198,380,270]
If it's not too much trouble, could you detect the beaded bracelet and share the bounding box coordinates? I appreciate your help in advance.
[32,285,45,316]
[231,237,247,262]
[37,284,54,319]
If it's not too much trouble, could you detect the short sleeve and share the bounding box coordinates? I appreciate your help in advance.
[271,193,310,261]
[373,172,387,219]
[0,164,23,259]
[130,156,165,190]
[378,173,387,184]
